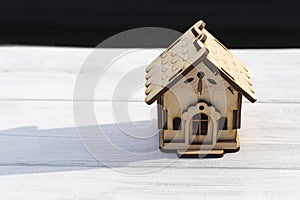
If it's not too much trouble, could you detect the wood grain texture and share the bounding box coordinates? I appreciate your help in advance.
[0,47,299,200]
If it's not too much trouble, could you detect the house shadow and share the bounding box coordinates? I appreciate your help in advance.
[0,121,178,176]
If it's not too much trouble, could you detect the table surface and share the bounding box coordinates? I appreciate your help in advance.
[0,46,299,200]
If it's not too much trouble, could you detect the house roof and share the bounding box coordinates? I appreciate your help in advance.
[145,20,257,105]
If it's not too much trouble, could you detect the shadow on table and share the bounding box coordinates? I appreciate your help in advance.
[0,121,178,176]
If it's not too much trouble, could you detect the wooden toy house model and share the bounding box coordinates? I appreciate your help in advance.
[145,20,257,158]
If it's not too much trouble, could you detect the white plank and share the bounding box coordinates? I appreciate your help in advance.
[0,47,299,102]
[0,47,300,199]
[0,168,299,200]
[0,101,299,171]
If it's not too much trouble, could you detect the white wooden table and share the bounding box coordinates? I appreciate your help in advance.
[0,47,299,200]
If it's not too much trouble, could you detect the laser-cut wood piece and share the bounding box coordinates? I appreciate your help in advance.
[145,20,257,158]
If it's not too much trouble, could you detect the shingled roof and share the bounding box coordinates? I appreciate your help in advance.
[145,20,257,105]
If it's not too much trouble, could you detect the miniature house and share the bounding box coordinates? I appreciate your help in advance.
[145,20,256,158]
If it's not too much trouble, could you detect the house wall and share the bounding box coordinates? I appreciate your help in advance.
[162,62,240,143]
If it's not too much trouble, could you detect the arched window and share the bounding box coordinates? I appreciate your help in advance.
[192,113,208,135]
[173,117,182,130]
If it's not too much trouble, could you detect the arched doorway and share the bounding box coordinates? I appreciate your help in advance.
[192,113,209,135]
[182,102,221,146]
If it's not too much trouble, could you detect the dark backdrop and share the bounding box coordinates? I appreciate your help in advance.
[0,0,299,48]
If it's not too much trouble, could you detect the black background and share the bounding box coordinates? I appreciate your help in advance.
[0,0,299,48]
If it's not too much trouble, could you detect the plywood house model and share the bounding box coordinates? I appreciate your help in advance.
[145,20,257,158]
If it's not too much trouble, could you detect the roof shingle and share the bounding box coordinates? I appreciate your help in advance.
[145,20,256,105]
